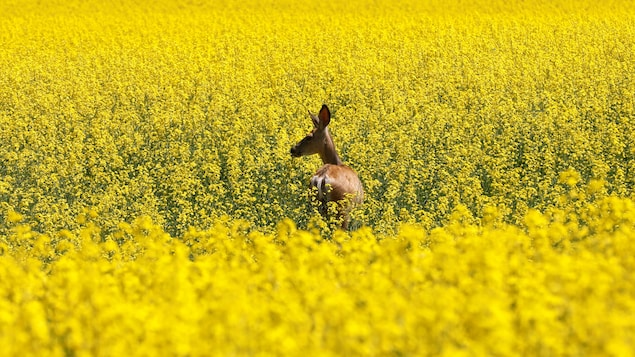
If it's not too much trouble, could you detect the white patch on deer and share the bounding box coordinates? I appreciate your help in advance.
[310,174,330,201]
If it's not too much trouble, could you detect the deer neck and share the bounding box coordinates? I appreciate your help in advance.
[320,129,343,166]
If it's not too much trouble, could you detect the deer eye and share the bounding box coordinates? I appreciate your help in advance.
[301,134,313,143]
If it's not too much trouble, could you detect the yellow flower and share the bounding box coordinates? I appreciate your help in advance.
[1,0,635,355]
[559,168,581,187]
[7,210,23,223]
[586,179,605,194]
[524,209,548,228]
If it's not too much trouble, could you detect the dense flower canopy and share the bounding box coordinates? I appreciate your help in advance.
[1,0,634,355]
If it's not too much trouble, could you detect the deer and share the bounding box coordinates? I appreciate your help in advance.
[290,104,364,230]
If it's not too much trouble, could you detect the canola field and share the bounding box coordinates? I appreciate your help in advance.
[1,0,635,355]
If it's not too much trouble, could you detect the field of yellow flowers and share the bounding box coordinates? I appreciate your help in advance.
[1,0,635,355]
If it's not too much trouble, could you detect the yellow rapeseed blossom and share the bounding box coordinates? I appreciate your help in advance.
[1,0,634,235]
[6,210,23,224]
[1,0,635,355]
[1,206,634,355]
[587,178,605,194]
[559,168,581,187]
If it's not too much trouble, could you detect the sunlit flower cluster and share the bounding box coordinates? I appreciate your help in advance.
[1,0,634,235]
[1,197,634,356]
[1,0,635,354]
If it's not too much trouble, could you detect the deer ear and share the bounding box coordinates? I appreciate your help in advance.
[318,104,331,128]
[309,110,319,128]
